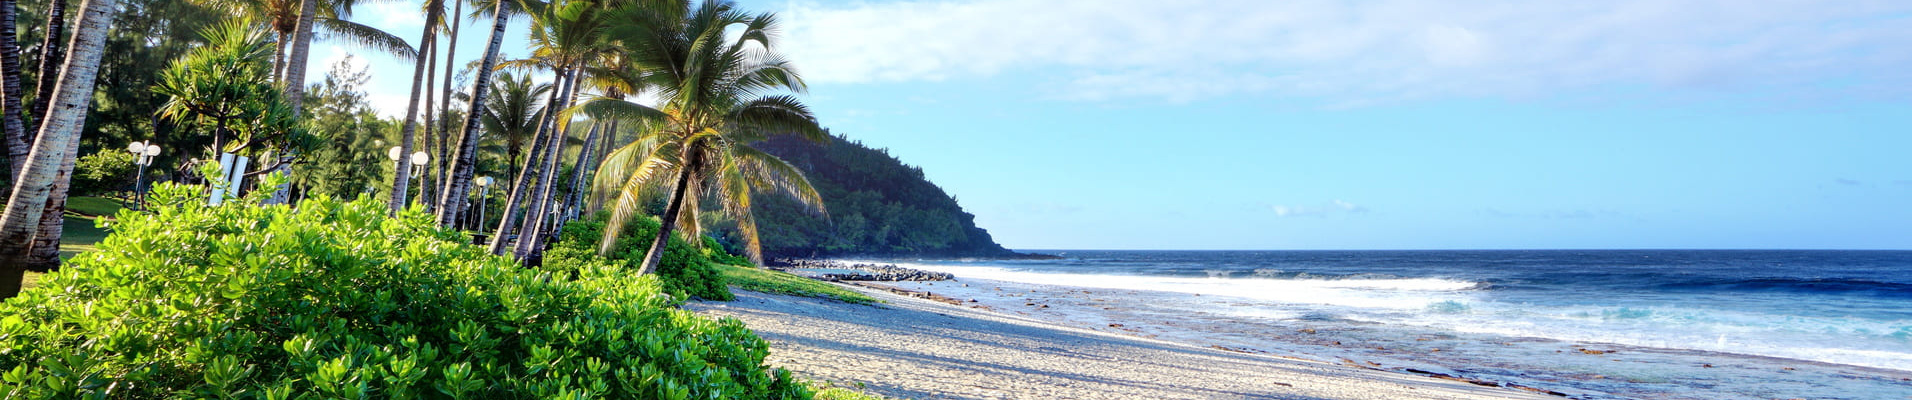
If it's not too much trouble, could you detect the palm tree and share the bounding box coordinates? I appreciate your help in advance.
[482,71,547,167]
[0,0,116,298]
[434,0,529,226]
[587,0,827,272]
[1,0,28,179]
[388,0,444,213]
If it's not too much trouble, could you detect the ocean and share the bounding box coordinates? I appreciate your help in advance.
[858,250,1912,400]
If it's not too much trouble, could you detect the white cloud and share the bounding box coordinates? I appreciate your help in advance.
[1270,200,1368,217]
[772,0,1912,104]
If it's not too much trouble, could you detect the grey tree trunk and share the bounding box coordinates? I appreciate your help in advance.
[485,73,561,255]
[389,4,441,214]
[27,0,67,135]
[512,69,580,259]
[1,0,27,180]
[436,0,506,227]
[0,0,114,298]
[24,125,80,269]
[637,151,699,276]
[562,121,600,223]
[420,36,437,213]
[282,0,317,116]
[434,0,459,211]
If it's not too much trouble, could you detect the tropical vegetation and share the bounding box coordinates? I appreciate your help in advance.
[0,181,813,399]
[0,0,982,397]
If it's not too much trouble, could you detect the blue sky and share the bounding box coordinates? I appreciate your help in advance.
[326,0,1912,250]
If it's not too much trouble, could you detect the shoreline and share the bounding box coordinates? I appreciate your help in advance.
[689,282,1560,399]
[871,272,1912,400]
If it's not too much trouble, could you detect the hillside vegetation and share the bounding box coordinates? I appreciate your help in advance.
[748,134,1018,259]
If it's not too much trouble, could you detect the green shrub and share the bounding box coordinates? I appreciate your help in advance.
[0,185,809,399]
[549,214,732,301]
[72,149,139,196]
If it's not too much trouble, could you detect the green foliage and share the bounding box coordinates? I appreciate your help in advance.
[296,56,399,200]
[71,150,139,197]
[810,384,889,400]
[0,193,810,399]
[154,17,309,157]
[750,134,1014,258]
[551,215,733,301]
[717,264,876,305]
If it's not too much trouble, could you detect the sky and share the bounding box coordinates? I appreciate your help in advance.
[322,0,1912,250]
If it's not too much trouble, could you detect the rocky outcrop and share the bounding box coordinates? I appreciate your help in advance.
[772,259,953,282]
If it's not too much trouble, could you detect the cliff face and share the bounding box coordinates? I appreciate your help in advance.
[745,134,1016,259]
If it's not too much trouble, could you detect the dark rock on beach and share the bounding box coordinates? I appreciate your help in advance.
[772,259,954,282]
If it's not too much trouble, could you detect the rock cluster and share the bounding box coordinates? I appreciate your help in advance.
[772,259,953,282]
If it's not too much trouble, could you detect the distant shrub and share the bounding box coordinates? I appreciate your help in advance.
[0,187,808,399]
[550,214,733,301]
[72,149,139,196]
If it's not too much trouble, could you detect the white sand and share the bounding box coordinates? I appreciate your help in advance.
[688,285,1559,400]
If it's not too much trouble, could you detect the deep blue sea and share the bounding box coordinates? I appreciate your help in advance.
[862,250,1912,399]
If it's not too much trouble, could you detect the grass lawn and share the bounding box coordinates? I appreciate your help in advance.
[63,196,124,217]
[717,264,877,305]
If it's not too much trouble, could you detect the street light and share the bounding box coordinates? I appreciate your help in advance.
[389,147,429,205]
[474,176,494,232]
[127,141,161,210]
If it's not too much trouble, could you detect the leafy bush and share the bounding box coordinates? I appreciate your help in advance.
[72,149,139,196]
[550,214,732,301]
[0,186,809,399]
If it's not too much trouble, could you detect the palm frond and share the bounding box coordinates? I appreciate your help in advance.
[317,17,418,61]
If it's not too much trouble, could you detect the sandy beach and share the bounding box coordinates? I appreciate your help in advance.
[688,284,1560,399]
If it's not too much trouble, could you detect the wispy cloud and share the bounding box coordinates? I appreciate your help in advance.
[1270,200,1368,217]
[1835,178,1864,186]
[774,0,1912,104]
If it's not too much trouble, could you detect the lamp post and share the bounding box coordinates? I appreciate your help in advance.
[474,176,494,232]
[389,147,430,206]
[127,141,161,210]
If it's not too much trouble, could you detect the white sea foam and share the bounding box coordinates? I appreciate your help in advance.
[885,262,1480,310]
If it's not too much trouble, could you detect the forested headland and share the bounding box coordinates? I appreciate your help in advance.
[746,133,1023,259]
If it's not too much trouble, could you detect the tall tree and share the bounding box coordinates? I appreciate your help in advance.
[25,0,68,135]
[588,0,827,272]
[0,0,116,298]
[389,0,443,213]
[1,0,27,178]
[435,0,523,226]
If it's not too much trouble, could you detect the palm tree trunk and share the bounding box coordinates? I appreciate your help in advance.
[512,69,580,259]
[563,121,601,223]
[434,0,459,210]
[420,36,438,213]
[270,30,287,83]
[27,0,67,135]
[281,0,317,116]
[436,0,506,227]
[389,5,441,214]
[0,0,113,298]
[637,151,700,276]
[1,0,27,180]
[586,119,617,215]
[485,75,559,255]
[24,126,81,270]
[553,121,598,232]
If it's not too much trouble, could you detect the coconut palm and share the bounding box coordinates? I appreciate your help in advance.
[434,0,532,226]
[1,0,116,298]
[483,0,612,258]
[1,0,28,178]
[388,0,445,213]
[481,71,548,168]
[586,0,826,272]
